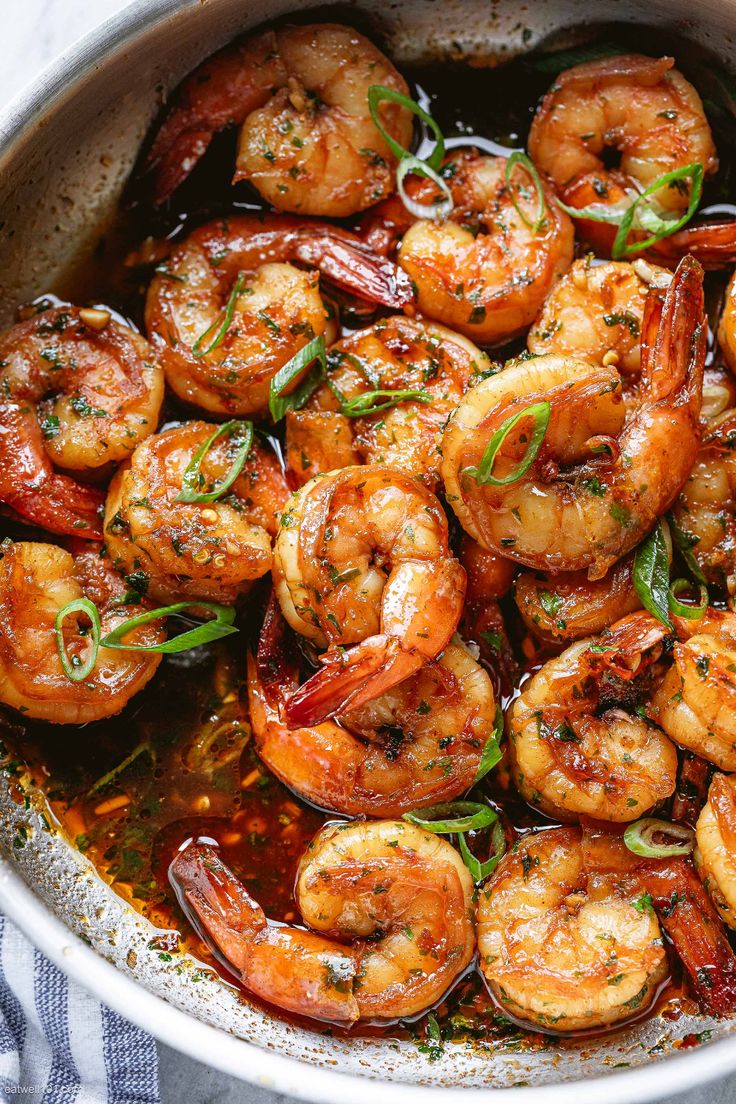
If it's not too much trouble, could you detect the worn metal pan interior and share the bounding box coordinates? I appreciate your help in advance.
[2,0,736,1100]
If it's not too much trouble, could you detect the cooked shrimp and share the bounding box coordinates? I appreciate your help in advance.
[0,306,163,539]
[527,258,670,379]
[509,613,677,822]
[696,773,736,929]
[514,553,644,644]
[528,55,717,258]
[650,608,736,771]
[477,826,667,1032]
[669,408,736,594]
[457,535,517,686]
[441,255,705,578]
[285,316,491,488]
[364,149,574,345]
[170,819,474,1023]
[0,541,163,723]
[104,421,288,606]
[145,215,412,416]
[273,465,466,725]
[143,24,412,215]
[248,597,496,815]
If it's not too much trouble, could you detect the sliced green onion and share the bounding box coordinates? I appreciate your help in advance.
[269,335,327,422]
[54,598,101,682]
[176,420,253,504]
[338,388,433,418]
[668,578,708,620]
[505,152,546,234]
[367,85,445,171]
[402,801,496,834]
[623,817,695,858]
[396,156,453,221]
[558,162,704,259]
[465,401,550,486]
[192,272,245,358]
[459,820,506,883]
[87,739,153,796]
[668,511,707,586]
[633,521,672,629]
[474,706,504,783]
[100,601,238,653]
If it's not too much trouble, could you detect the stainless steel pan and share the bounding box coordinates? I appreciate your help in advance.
[2,1,736,1099]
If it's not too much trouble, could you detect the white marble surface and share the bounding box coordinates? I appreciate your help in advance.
[3,4,736,1103]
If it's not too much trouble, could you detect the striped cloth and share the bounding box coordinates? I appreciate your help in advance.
[0,915,159,1103]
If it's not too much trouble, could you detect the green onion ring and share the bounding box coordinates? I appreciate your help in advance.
[505,152,547,234]
[338,388,433,418]
[459,820,506,883]
[192,272,246,358]
[269,335,327,422]
[402,801,497,834]
[668,577,709,620]
[623,817,695,858]
[367,85,445,171]
[474,706,504,783]
[54,598,101,682]
[465,401,551,486]
[175,420,253,504]
[396,156,453,221]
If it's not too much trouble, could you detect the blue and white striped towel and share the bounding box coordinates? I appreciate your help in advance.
[0,915,159,1103]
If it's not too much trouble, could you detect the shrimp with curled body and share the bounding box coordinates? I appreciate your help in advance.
[696,773,736,929]
[650,608,736,770]
[363,148,574,345]
[145,215,412,417]
[0,307,163,539]
[142,24,413,215]
[170,820,475,1024]
[441,254,705,578]
[0,541,163,723]
[477,826,668,1032]
[248,597,497,816]
[105,421,289,606]
[509,612,678,822]
[528,54,725,265]
[273,465,466,726]
[285,316,491,488]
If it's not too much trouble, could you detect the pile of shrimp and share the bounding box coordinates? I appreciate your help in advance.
[7,21,736,1039]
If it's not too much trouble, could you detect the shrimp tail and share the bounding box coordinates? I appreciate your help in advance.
[140,34,281,204]
[642,254,705,405]
[671,751,711,827]
[284,635,423,727]
[586,611,670,680]
[651,220,736,271]
[642,859,736,1013]
[1,473,104,539]
[169,842,266,975]
[292,227,415,309]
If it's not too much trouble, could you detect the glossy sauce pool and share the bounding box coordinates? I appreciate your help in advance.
[1,19,735,1057]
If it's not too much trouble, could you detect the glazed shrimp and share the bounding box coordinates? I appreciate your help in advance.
[273,466,466,726]
[509,613,678,822]
[669,408,736,594]
[441,255,705,578]
[105,422,289,606]
[514,555,644,644]
[247,597,496,816]
[650,608,736,771]
[527,258,670,379]
[717,269,736,374]
[143,24,412,215]
[0,307,163,539]
[528,55,717,259]
[285,316,491,488]
[696,773,736,929]
[170,820,474,1024]
[364,149,574,345]
[0,541,163,723]
[477,827,667,1032]
[145,215,412,416]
